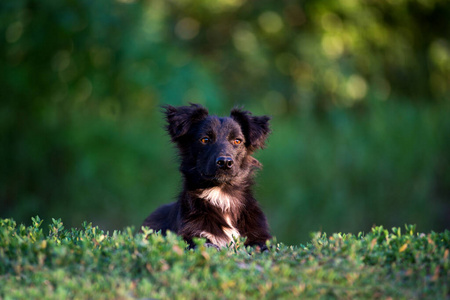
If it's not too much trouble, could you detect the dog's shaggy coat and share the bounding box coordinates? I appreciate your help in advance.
[142,104,271,249]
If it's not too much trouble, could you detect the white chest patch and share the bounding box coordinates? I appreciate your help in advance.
[199,187,232,211]
[200,215,240,248]
[223,215,240,242]
[197,187,241,247]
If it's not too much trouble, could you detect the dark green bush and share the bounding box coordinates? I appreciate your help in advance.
[0,218,449,299]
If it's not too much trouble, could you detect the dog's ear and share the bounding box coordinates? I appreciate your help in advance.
[230,108,271,152]
[163,104,209,142]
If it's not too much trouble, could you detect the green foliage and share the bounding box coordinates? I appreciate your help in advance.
[0,218,449,299]
[1,0,450,244]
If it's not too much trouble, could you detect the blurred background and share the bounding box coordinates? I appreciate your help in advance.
[1,0,450,245]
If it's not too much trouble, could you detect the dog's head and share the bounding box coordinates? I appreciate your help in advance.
[163,103,270,187]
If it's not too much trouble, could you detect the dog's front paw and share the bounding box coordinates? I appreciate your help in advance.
[260,245,269,253]
[204,243,221,251]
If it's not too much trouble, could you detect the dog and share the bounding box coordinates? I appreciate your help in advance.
[142,104,272,250]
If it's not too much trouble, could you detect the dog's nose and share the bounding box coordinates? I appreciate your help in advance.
[216,156,234,169]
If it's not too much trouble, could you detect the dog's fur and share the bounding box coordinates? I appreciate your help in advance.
[142,104,271,249]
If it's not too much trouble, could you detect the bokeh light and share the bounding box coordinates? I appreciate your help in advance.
[1,0,450,244]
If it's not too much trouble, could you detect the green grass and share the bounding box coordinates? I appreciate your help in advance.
[1,217,449,299]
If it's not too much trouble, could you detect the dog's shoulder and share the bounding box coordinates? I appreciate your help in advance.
[142,202,180,234]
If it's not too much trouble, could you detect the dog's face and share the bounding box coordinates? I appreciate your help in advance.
[164,104,270,187]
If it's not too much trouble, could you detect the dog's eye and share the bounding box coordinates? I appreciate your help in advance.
[233,139,242,145]
[200,137,210,144]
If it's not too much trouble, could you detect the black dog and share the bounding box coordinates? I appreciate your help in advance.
[142,104,271,249]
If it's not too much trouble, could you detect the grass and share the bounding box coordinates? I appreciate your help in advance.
[0,217,449,299]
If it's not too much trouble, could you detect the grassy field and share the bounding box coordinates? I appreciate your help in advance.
[0,217,449,299]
